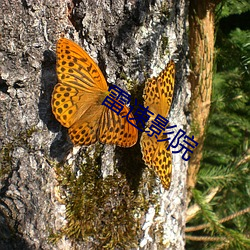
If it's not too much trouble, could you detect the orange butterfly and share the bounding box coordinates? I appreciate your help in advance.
[52,38,138,147]
[140,61,175,189]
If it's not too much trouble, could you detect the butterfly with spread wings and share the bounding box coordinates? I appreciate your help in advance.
[52,38,138,147]
[140,61,175,189]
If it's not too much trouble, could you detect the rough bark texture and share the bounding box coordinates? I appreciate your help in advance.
[0,0,189,249]
[187,0,219,203]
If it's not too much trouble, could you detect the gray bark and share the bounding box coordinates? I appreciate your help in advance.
[0,0,189,249]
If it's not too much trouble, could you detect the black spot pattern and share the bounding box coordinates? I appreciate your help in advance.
[140,60,175,190]
[52,38,138,147]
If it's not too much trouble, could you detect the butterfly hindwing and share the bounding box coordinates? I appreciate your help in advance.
[153,141,172,190]
[68,106,104,145]
[140,133,172,190]
[99,106,138,147]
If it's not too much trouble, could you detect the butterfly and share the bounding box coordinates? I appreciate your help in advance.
[140,60,175,189]
[51,38,138,147]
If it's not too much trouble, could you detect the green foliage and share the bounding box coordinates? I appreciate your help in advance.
[192,189,224,233]
[187,1,250,249]
[218,0,250,17]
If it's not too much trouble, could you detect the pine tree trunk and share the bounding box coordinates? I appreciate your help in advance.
[187,0,221,204]
[0,1,189,249]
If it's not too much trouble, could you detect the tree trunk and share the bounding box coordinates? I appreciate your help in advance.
[0,0,189,249]
[187,0,220,203]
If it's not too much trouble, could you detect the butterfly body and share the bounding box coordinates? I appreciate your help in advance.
[52,38,138,147]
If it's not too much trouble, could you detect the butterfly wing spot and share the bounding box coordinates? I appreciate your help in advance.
[57,108,63,114]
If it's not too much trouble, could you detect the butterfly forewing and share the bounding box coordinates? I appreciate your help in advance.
[56,38,108,91]
[52,83,79,128]
[143,60,175,117]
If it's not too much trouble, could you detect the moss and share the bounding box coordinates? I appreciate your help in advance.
[0,126,38,178]
[161,35,169,57]
[51,149,157,248]
[0,144,13,178]
[119,72,139,92]
[25,126,38,138]
[159,1,170,17]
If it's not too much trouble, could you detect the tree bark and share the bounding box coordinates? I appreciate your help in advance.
[187,0,220,203]
[0,0,189,249]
